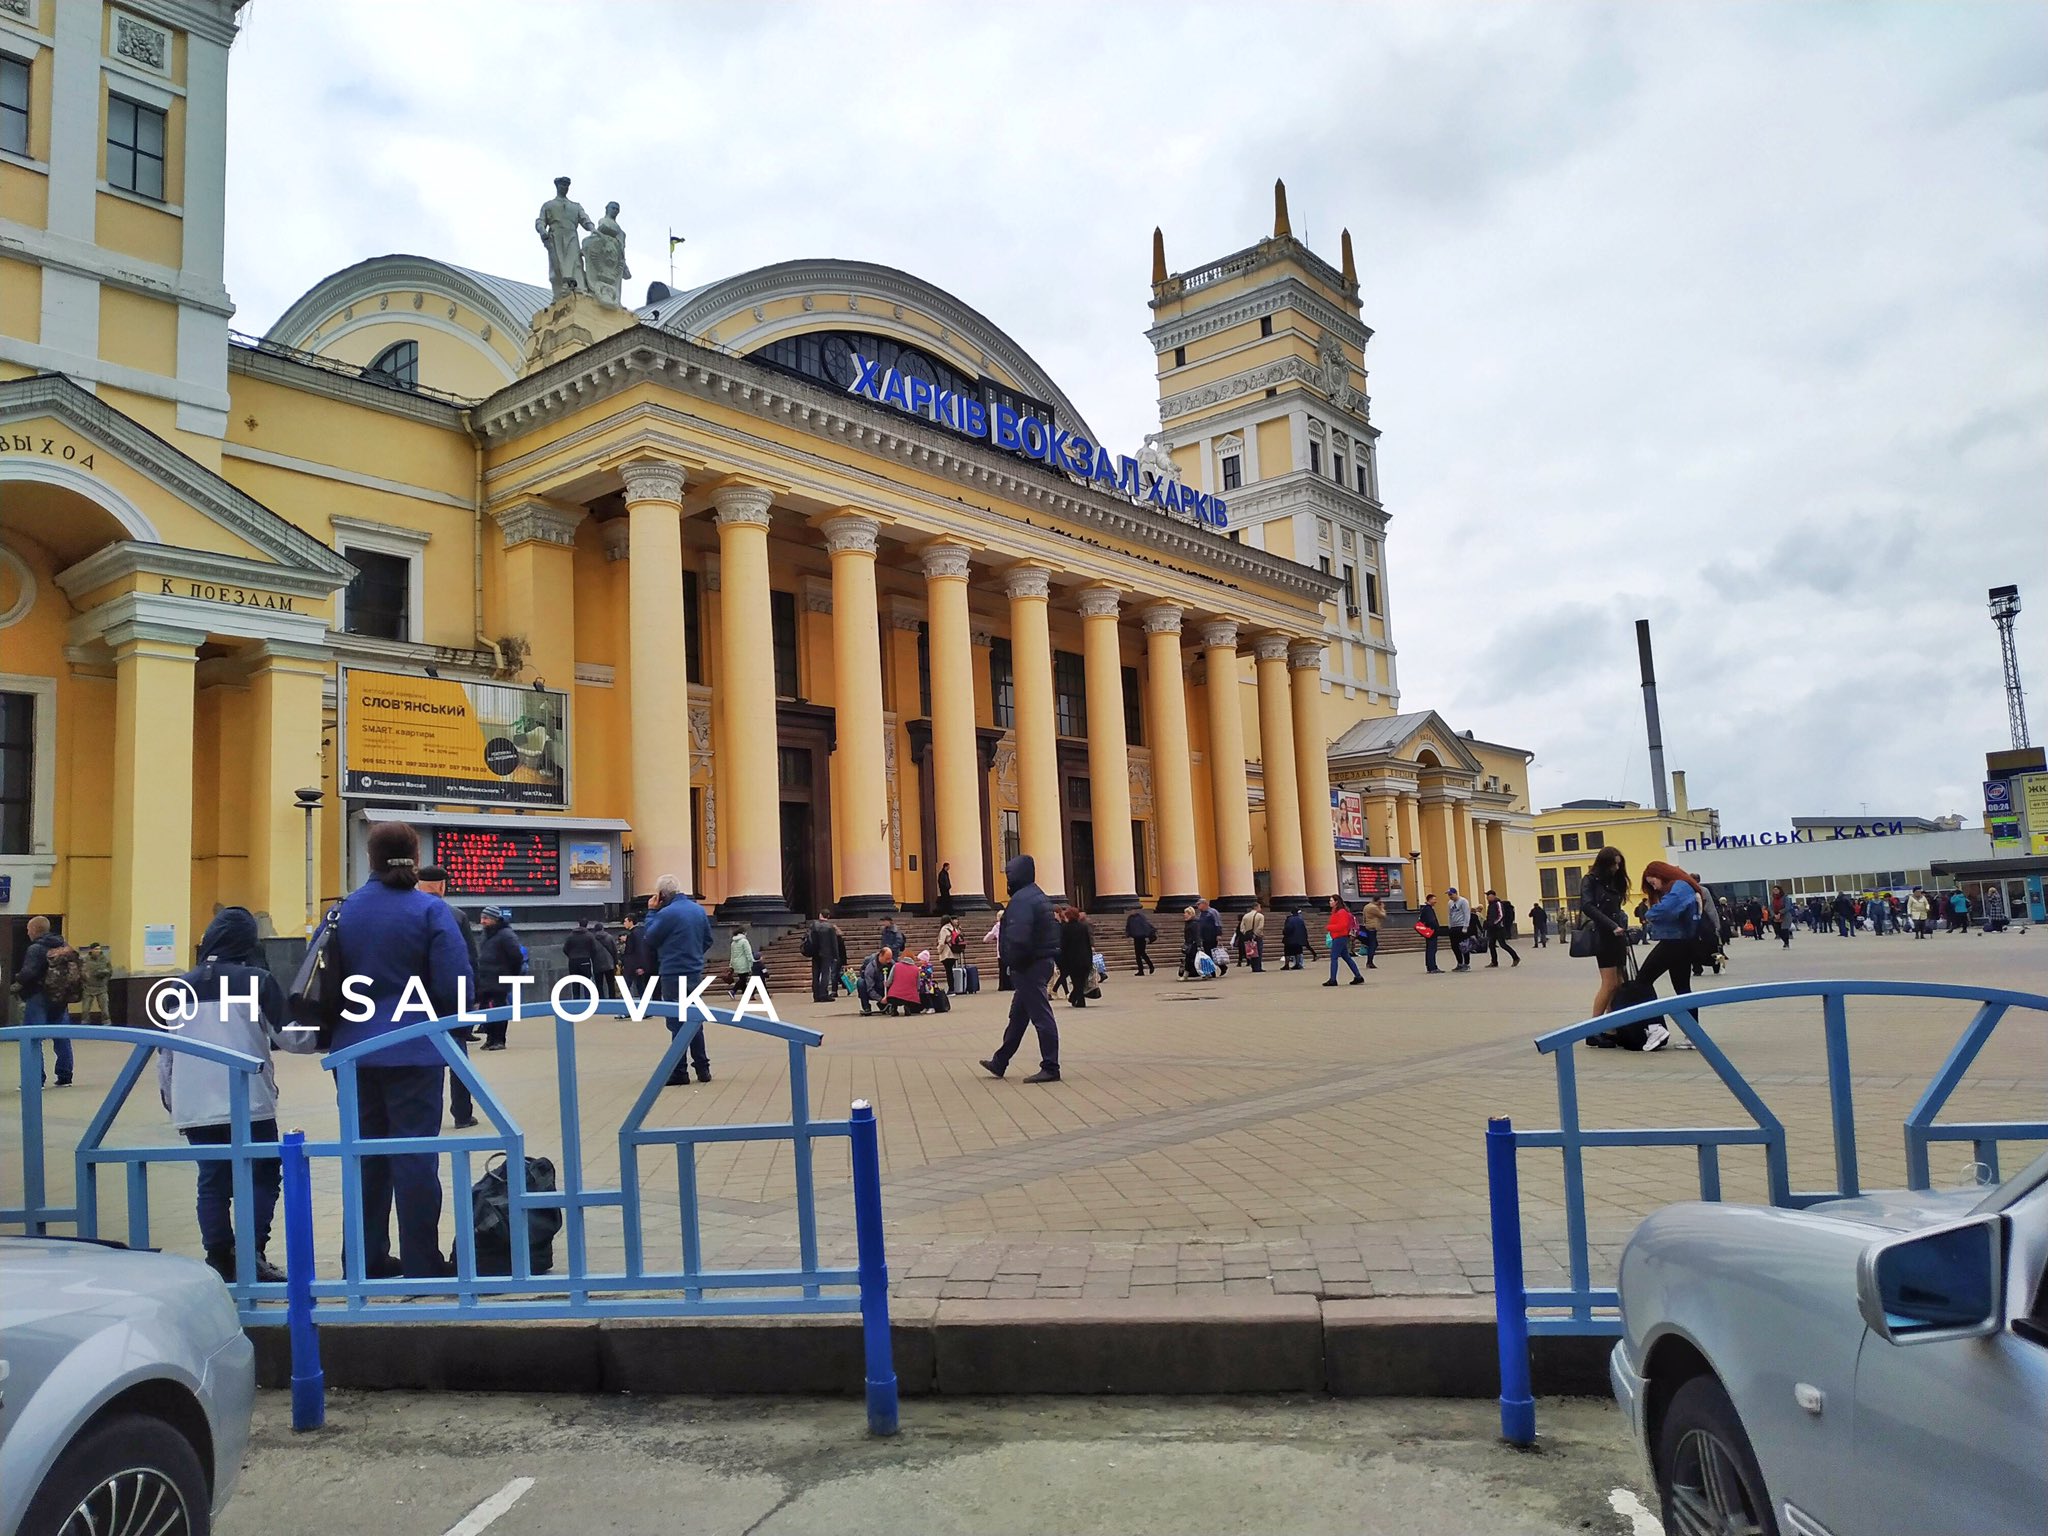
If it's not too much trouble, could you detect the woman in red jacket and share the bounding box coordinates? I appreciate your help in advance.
[1323,897,1365,987]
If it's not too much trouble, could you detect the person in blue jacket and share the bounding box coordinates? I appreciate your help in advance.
[978,854,1062,1083]
[642,873,713,1086]
[1635,860,1702,1000]
[330,821,473,1279]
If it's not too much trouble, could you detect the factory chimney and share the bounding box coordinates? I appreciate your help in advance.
[1672,770,1690,816]
[1636,619,1671,814]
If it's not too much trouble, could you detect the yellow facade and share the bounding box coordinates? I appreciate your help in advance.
[3,5,1537,989]
[1529,795,1722,921]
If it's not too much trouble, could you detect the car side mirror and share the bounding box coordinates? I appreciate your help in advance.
[1856,1214,2007,1346]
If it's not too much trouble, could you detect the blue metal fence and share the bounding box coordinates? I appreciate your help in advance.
[1487,979,2048,1444]
[3,998,899,1433]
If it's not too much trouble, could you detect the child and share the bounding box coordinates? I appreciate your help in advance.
[157,906,289,1284]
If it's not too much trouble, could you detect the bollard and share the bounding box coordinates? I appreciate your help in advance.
[1487,1115,1536,1447]
[848,1099,900,1436]
[280,1129,325,1432]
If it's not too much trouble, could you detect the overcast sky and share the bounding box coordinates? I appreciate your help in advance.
[224,2,2048,830]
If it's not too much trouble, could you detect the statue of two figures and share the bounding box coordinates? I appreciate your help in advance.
[536,176,630,307]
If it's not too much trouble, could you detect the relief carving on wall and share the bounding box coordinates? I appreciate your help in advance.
[884,715,902,869]
[1127,749,1154,817]
[993,736,1019,810]
[688,700,717,866]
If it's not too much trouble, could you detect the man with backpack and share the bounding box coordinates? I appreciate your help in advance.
[13,915,82,1087]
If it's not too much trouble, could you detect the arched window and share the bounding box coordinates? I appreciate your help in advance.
[365,339,419,390]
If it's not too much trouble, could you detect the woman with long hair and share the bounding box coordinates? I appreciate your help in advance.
[1578,845,1632,1016]
[1637,860,1703,998]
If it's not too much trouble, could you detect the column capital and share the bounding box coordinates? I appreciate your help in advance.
[601,519,631,562]
[1002,564,1053,602]
[1287,640,1327,671]
[882,596,925,632]
[619,458,686,506]
[493,498,584,550]
[920,540,973,582]
[711,483,775,528]
[1251,633,1292,663]
[820,512,882,557]
[800,574,834,614]
[1198,618,1239,652]
[1075,585,1121,620]
[1139,602,1184,636]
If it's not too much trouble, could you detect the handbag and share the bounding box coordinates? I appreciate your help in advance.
[1567,921,1602,959]
[1412,923,1434,939]
[284,905,343,1052]
[470,1152,565,1276]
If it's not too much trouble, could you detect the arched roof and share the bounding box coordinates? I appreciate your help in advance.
[637,258,1101,447]
[265,255,550,350]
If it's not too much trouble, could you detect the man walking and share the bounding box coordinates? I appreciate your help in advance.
[1483,890,1521,967]
[805,910,842,1003]
[1359,894,1386,969]
[1446,888,1474,971]
[1124,907,1158,975]
[14,915,81,1086]
[979,854,1061,1084]
[475,906,526,1049]
[1832,891,1856,938]
[1195,898,1223,966]
[1418,894,1445,974]
[643,875,714,1085]
[417,865,482,1128]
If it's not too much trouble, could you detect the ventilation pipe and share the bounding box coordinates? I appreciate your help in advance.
[1672,770,1690,816]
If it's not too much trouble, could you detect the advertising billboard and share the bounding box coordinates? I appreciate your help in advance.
[1331,788,1366,853]
[2022,773,2048,857]
[340,668,569,808]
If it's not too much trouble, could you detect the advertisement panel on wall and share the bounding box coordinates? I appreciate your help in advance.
[2022,773,2048,856]
[340,668,570,808]
[1331,788,1366,853]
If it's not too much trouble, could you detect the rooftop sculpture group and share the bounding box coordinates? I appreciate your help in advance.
[535,176,630,307]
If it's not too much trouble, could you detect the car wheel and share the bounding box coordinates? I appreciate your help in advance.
[19,1410,211,1536]
[1655,1374,1777,1536]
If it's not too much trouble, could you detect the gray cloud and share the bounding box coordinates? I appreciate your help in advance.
[221,1,2048,827]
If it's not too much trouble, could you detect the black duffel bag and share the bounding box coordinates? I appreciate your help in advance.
[470,1153,565,1276]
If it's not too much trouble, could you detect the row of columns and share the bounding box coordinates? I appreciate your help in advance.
[616,456,1341,918]
[1356,783,1512,908]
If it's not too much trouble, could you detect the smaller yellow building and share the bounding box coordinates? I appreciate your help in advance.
[1530,772,1720,921]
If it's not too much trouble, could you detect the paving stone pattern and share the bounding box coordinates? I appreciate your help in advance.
[6,927,2042,1305]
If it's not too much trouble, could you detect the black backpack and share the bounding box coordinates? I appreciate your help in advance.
[469,1153,565,1276]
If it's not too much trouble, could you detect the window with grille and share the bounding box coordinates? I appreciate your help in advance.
[1053,650,1085,738]
[106,94,165,199]
[990,639,1014,729]
[0,55,28,158]
[770,591,799,698]
[0,691,33,855]
[366,339,419,389]
[341,547,411,640]
[1220,454,1241,491]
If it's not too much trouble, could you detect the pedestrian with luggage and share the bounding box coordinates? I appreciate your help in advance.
[1577,846,1632,1018]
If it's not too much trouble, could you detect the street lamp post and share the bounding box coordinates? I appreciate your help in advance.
[295,787,324,937]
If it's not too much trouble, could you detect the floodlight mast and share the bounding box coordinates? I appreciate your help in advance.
[1989,585,2029,750]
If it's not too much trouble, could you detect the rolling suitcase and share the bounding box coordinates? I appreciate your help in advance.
[962,963,981,994]
[1599,949,1660,1050]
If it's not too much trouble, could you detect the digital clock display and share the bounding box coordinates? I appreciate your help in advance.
[433,828,561,897]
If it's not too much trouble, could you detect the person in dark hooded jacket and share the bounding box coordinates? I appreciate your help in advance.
[978,854,1062,1082]
[160,906,289,1284]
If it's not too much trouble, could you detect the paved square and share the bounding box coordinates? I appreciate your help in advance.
[7,929,2043,1304]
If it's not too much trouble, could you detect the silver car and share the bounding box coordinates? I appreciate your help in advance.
[1610,1150,2048,1536]
[0,1237,255,1536]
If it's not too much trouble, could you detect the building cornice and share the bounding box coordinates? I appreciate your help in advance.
[266,255,541,354]
[1146,275,1373,356]
[1159,352,1373,427]
[476,330,1341,607]
[1226,470,1390,535]
[54,540,347,603]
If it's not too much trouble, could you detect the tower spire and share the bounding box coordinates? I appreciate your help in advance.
[1273,179,1292,239]
[1340,227,1357,288]
[1151,226,1167,286]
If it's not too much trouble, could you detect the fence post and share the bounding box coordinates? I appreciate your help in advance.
[849,1100,899,1436]
[280,1129,325,1432]
[1487,1115,1536,1447]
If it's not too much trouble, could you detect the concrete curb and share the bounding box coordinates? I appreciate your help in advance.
[248,1298,1613,1399]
